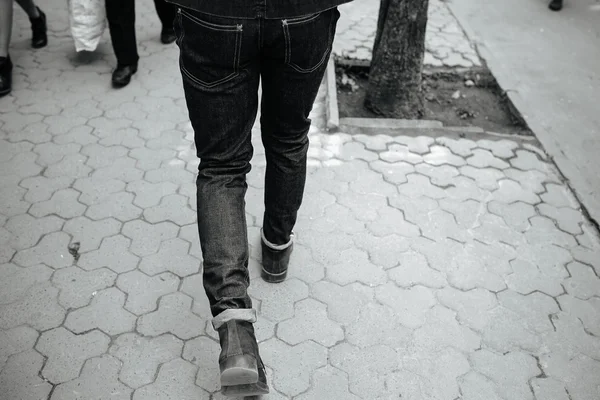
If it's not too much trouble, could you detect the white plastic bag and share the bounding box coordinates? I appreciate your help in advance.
[68,0,107,52]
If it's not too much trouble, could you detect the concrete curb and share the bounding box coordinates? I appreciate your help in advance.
[325,56,340,132]
[325,58,446,133]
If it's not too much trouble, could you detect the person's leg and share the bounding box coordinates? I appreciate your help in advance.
[0,0,13,97]
[174,7,268,396]
[105,0,138,87]
[105,0,138,65]
[259,8,340,281]
[153,0,177,43]
[15,0,47,48]
[0,0,13,57]
[14,0,38,17]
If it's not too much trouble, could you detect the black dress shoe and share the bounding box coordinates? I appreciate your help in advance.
[30,7,48,49]
[549,0,563,10]
[0,56,13,98]
[161,28,177,44]
[111,64,138,88]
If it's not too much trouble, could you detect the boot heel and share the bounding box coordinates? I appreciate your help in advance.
[261,267,288,283]
[220,354,258,386]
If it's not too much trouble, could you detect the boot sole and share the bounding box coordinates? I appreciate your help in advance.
[221,382,270,397]
[220,355,258,386]
[261,268,287,283]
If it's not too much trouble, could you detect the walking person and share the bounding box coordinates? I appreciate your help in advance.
[169,0,349,396]
[105,0,177,88]
[0,0,47,97]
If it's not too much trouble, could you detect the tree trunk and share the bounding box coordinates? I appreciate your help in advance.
[365,0,429,118]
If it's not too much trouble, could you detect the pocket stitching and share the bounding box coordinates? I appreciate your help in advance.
[285,11,334,74]
[178,10,243,88]
[180,8,239,31]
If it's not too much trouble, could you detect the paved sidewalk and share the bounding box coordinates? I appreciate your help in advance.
[1,1,600,400]
[335,0,482,67]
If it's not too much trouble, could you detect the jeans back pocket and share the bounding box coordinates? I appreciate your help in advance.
[176,8,243,88]
[282,8,340,74]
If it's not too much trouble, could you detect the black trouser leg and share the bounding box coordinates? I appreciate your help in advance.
[105,0,139,66]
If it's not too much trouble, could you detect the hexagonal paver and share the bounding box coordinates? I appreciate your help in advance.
[137,293,205,339]
[65,287,136,335]
[380,143,423,164]
[370,160,415,185]
[325,247,387,286]
[424,145,466,166]
[20,175,73,203]
[248,278,308,322]
[78,234,140,273]
[558,295,600,336]
[74,176,127,206]
[117,270,180,315]
[564,261,600,300]
[127,180,179,208]
[295,365,361,400]
[63,216,122,253]
[471,350,540,400]
[52,266,117,309]
[12,231,73,268]
[277,298,343,347]
[0,282,65,331]
[51,355,133,400]
[261,338,327,397]
[505,259,565,297]
[36,327,110,384]
[375,282,437,329]
[132,359,209,400]
[388,250,446,288]
[467,149,510,169]
[346,303,412,349]
[122,220,180,257]
[182,335,220,392]
[110,333,183,389]
[0,263,53,305]
[312,280,373,325]
[139,238,200,277]
[144,194,196,225]
[0,350,52,400]
[0,326,38,369]
[86,191,143,222]
[366,205,421,238]
[330,342,399,398]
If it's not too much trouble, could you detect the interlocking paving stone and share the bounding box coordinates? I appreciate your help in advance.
[0,326,38,370]
[277,298,344,347]
[262,338,328,397]
[132,359,209,400]
[0,350,52,400]
[36,327,110,384]
[78,234,140,273]
[0,282,65,331]
[139,238,200,277]
[51,355,133,400]
[117,270,180,315]
[52,266,117,309]
[0,264,53,305]
[111,333,184,389]
[12,231,73,268]
[248,278,309,322]
[64,287,136,335]
[137,293,205,339]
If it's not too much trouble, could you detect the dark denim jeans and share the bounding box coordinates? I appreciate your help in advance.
[174,7,340,317]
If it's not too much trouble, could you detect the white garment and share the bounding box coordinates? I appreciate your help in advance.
[68,0,106,52]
